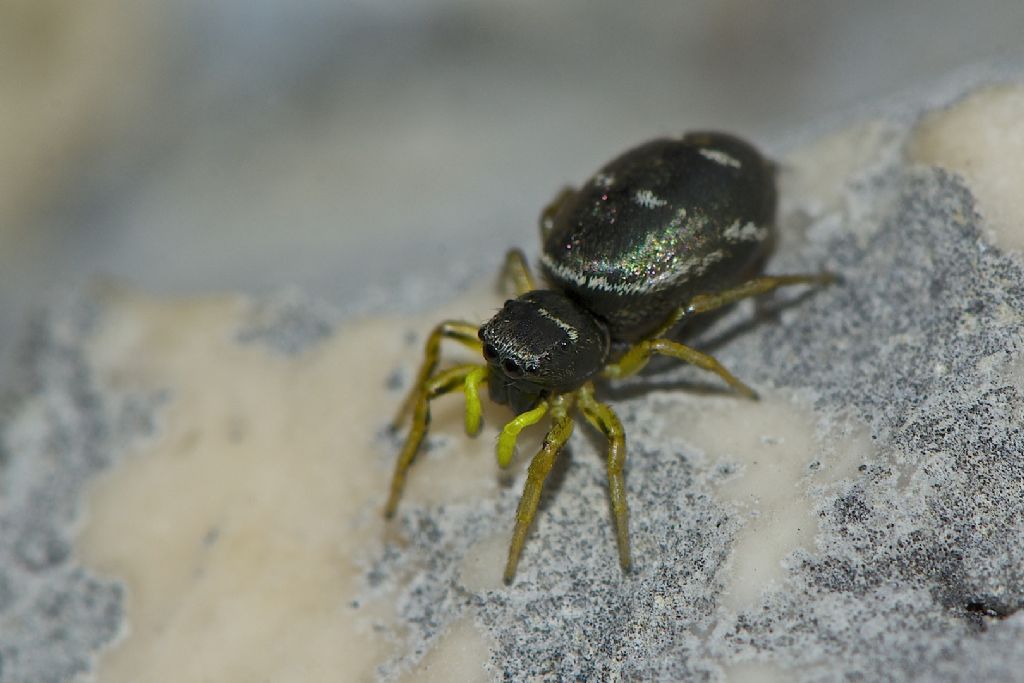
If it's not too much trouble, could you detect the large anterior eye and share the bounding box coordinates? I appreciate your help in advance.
[482,343,499,361]
[502,358,524,377]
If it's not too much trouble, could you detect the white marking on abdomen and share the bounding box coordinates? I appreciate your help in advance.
[633,189,667,209]
[699,148,742,168]
[723,220,767,242]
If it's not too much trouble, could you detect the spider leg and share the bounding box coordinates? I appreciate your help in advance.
[605,273,836,393]
[577,383,631,572]
[393,320,481,429]
[462,366,488,435]
[502,248,538,295]
[504,394,575,583]
[384,364,484,518]
[649,272,836,339]
[496,401,549,468]
[684,273,836,317]
[604,338,757,398]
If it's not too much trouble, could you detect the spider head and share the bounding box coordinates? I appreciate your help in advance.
[479,290,609,413]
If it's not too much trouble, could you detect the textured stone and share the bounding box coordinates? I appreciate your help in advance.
[4,77,1024,682]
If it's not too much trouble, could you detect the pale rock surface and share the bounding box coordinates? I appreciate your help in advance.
[3,78,1024,682]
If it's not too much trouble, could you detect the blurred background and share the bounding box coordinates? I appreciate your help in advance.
[3,0,1024,383]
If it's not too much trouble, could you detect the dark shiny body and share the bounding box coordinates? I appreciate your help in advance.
[481,290,610,413]
[540,132,776,341]
[479,131,778,413]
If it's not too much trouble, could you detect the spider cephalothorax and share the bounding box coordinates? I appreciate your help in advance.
[479,291,610,413]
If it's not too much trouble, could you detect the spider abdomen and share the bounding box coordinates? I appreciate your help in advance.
[540,132,776,342]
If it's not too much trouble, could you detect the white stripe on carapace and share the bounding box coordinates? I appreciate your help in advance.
[534,306,580,342]
[699,148,742,168]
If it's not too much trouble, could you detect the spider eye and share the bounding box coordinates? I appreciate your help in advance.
[502,358,524,377]
[482,343,499,361]
[524,362,540,375]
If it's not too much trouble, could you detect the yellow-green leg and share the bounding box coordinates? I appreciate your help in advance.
[649,273,836,338]
[603,273,835,394]
[385,364,482,518]
[502,248,538,295]
[685,273,836,317]
[496,401,549,468]
[577,383,631,572]
[462,366,488,436]
[604,338,757,398]
[393,320,481,429]
[504,394,575,583]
